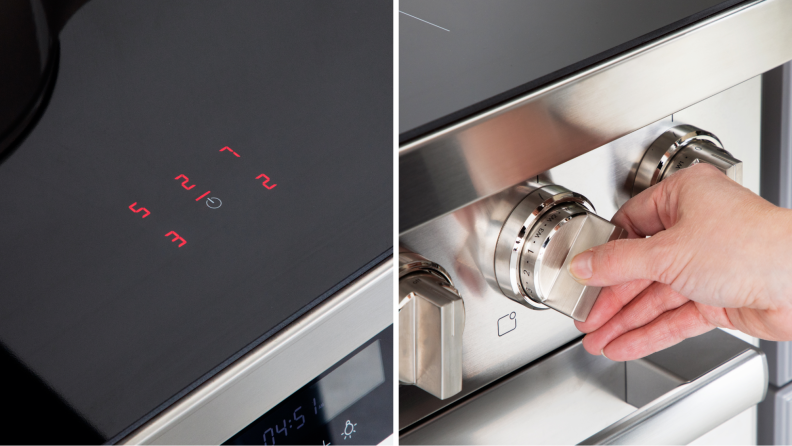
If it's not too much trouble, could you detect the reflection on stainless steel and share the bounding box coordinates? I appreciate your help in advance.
[400,330,767,445]
[399,0,792,233]
[314,340,385,422]
[119,259,393,445]
[493,185,626,321]
[399,78,763,429]
[633,125,743,196]
[399,248,465,400]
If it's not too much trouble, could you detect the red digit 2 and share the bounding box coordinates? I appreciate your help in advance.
[256,174,277,189]
[174,174,196,190]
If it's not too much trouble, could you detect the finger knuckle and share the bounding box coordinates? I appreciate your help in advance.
[595,240,623,277]
[645,234,683,284]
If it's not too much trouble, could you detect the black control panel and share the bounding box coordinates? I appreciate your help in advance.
[399,0,743,141]
[226,327,393,445]
[0,0,391,442]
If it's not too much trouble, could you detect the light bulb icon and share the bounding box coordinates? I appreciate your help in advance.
[342,420,356,440]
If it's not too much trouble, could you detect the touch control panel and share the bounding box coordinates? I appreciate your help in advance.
[398,248,465,400]
[494,185,626,322]
[633,124,743,196]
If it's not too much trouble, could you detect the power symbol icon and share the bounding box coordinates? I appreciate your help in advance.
[206,197,222,209]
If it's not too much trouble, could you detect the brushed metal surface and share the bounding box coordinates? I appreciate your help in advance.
[633,124,742,196]
[401,342,631,445]
[119,259,392,445]
[399,248,465,399]
[400,330,767,445]
[399,77,762,429]
[399,271,465,400]
[541,212,625,321]
[493,186,626,321]
[493,184,589,309]
[758,381,792,445]
[399,0,792,233]
[584,355,767,444]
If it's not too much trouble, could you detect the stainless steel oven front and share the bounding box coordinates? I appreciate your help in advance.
[398,0,792,443]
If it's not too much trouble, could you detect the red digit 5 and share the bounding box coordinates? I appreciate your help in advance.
[129,202,150,218]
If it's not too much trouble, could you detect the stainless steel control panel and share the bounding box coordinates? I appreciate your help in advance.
[399,77,761,429]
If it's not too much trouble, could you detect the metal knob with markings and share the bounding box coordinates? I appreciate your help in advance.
[398,247,465,400]
[633,124,743,196]
[494,185,626,322]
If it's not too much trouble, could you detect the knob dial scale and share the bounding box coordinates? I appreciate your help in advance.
[494,185,625,321]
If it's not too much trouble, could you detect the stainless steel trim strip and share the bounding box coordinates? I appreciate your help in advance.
[758,381,792,445]
[399,0,792,233]
[400,331,767,445]
[582,349,767,444]
[119,259,393,445]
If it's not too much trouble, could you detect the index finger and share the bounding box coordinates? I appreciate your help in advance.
[612,183,669,238]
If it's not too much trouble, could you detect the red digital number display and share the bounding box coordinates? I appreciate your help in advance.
[128,202,150,218]
[220,146,240,157]
[165,231,186,247]
[256,174,277,189]
[127,147,280,249]
[174,174,196,190]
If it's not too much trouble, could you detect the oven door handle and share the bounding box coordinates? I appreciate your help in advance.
[581,335,767,444]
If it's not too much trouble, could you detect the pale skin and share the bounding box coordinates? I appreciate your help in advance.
[568,163,792,361]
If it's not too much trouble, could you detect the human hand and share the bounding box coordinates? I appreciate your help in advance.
[569,163,792,361]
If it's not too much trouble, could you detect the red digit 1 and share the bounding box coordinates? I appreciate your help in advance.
[174,174,196,190]
[256,174,277,189]
[195,191,210,201]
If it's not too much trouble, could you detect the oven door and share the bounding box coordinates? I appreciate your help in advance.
[399,329,767,445]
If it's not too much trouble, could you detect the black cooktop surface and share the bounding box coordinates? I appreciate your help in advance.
[0,0,391,442]
[399,0,745,142]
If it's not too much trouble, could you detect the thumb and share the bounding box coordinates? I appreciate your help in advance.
[568,233,674,287]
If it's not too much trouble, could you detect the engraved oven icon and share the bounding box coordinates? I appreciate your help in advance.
[497,312,516,336]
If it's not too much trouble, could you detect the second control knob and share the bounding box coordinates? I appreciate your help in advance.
[633,124,742,196]
[494,185,626,321]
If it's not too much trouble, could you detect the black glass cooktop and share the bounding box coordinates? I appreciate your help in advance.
[399,0,745,142]
[0,0,391,442]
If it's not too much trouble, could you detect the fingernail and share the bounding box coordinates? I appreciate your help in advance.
[601,348,610,360]
[569,250,593,281]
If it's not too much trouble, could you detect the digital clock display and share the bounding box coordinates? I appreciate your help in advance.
[225,326,393,445]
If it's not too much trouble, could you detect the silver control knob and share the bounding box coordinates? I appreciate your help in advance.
[494,185,626,322]
[398,247,465,400]
[633,124,742,196]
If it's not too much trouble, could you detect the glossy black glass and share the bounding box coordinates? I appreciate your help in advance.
[0,0,391,442]
[399,0,745,142]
